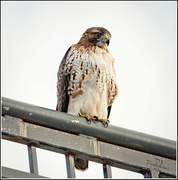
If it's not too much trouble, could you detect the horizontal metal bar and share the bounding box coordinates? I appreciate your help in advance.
[2,166,47,178]
[1,97,176,160]
[2,115,176,178]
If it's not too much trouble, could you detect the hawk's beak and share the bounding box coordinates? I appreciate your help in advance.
[104,35,110,46]
[97,35,110,46]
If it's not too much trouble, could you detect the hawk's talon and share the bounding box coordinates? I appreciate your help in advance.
[104,123,108,128]
[104,120,109,128]
[100,119,110,128]
[86,117,92,124]
[93,116,99,121]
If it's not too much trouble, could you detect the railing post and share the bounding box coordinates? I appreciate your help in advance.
[142,169,160,178]
[65,154,76,178]
[27,143,38,175]
[103,164,112,178]
[150,170,159,178]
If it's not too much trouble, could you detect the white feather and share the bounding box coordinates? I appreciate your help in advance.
[66,45,117,119]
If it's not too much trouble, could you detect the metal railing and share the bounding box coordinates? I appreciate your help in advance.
[1,97,176,178]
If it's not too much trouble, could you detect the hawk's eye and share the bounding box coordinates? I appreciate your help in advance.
[95,33,101,38]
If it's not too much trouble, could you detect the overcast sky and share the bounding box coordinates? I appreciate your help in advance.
[1,1,177,179]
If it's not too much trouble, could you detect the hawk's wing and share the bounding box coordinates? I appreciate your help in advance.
[107,105,112,119]
[56,47,72,112]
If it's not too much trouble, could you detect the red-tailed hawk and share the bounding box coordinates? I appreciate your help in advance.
[56,27,118,171]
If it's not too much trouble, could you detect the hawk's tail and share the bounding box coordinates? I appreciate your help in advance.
[74,157,88,171]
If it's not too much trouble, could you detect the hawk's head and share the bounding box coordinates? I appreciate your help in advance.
[78,27,111,48]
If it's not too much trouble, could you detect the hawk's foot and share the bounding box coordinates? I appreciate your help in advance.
[99,118,110,127]
[94,116,110,126]
[78,113,109,127]
[78,113,93,124]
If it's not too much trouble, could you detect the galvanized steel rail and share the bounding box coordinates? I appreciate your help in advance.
[1,97,176,178]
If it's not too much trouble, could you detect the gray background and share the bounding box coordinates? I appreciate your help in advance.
[1,1,177,179]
